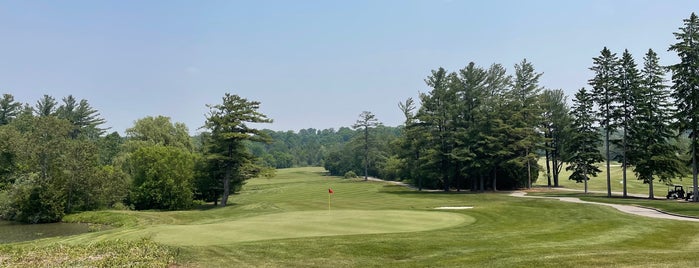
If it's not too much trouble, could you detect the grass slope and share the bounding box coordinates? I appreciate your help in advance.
[535,160,694,196]
[3,166,699,267]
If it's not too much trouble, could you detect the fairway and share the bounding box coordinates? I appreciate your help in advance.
[5,166,699,267]
[149,210,471,246]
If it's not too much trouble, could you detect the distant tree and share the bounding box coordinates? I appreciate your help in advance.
[353,111,381,180]
[202,93,272,206]
[540,89,571,187]
[34,94,58,117]
[589,47,619,197]
[126,116,193,151]
[508,59,544,189]
[397,97,422,189]
[56,95,107,139]
[628,49,684,198]
[0,116,72,223]
[415,68,455,191]
[98,132,124,165]
[615,49,642,197]
[669,12,699,201]
[0,94,22,125]
[567,88,604,193]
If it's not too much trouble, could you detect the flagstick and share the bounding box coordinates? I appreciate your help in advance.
[328,192,331,212]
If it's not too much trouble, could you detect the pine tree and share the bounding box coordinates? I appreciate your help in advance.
[589,47,619,197]
[567,88,604,193]
[202,93,272,206]
[669,13,699,201]
[628,49,683,198]
[0,94,22,125]
[352,111,380,181]
[616,49,642,197]
[508,59,544,189]
[415,68,455,191]
[540,89,571,187]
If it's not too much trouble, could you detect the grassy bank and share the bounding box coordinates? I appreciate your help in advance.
[2,167,699,267]
[534,160,695,197]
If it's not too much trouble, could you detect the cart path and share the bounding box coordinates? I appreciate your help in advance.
[363,176,699,222]
[510,191,699,222]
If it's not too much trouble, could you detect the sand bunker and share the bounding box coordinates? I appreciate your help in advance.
[435,206,473,210]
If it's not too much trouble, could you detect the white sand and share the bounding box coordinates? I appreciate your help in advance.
[435,206,473,210]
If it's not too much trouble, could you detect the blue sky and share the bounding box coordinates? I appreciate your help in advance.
[0,0,696,134]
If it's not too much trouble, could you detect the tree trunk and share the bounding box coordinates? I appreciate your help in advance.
[545,144,552,188]
[364,126,369,181]
[649,178,654,199]
[553,156,561,187]
[492,169,498,192]
[693,133,698,202]
[605,128,612,197]
[526,148,532,189]
[622,125,628,198]
[479,174,484,192]
[220,144,233,207]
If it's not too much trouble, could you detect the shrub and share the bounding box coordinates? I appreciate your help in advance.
[344,171,358,179]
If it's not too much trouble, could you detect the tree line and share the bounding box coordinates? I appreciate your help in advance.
[323,13,699,200]
[0,93,272,223]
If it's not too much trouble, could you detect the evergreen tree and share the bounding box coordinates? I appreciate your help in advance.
[669,12,699,201]
[352,111,381,180]
[56,95,107,139]
[202,93,272,206]
[628,49,684,198]
[415,68,455,191]
[589,47,619,197]
[34,95,57,117]
[0,94,22,126]
[540,89,571,187]
[616,49,642,197]
[508,59,544,189]
[567,88,604,193]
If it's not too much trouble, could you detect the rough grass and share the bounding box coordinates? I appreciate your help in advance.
[5,166,699,267]
[0,238,175,267]
[530,190,699,217]
[535,160,694,196]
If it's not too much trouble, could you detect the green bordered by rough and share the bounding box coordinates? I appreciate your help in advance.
[147,209,472,246]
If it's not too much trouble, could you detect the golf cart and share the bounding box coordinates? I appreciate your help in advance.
[686,189,696,202]
[667,185,685,199]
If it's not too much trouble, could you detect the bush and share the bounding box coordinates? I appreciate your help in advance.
[128,145,196,210]
[344,171,358,179]
[0,174,65,223]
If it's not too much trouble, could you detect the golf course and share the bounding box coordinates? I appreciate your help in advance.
[0,166,698,267]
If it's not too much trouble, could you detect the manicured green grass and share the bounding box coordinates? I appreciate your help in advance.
[147,210,471,246]
[535,160,694,197]
[4,166,699,267]
[529,190,699,217]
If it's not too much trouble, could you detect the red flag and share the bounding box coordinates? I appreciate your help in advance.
[328,188,334,194]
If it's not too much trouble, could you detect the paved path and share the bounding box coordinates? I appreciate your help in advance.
[510,191,699,222]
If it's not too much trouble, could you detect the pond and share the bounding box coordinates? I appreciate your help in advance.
[0,220,93,244]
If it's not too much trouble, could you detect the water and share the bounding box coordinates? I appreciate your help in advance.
[0,220,91,244]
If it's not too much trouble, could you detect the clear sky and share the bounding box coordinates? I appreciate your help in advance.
[1,0,696,134]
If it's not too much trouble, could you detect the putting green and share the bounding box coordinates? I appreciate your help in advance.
[148,210,472,246]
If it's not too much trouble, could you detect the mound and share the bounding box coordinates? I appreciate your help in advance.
[149,210,472,246]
